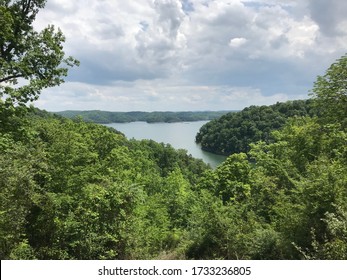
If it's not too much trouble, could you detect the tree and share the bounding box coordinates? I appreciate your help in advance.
[0,0,79,110]
[310,54,347,127]
[195,100,313,156]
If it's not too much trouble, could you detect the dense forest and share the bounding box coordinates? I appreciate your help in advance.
[196,99,315,155]
[55,110,232,123]
[1,111,211,259]
[1,0,347,260]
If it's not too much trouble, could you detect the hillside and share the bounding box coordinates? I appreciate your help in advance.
[196,99,315,155]
[1,111,211,259]
[2,74,347,260]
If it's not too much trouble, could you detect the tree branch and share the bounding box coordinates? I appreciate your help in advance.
[0,74,23,83]
[23,0,32,15]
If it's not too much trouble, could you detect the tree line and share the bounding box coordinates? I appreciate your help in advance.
[55,110,232,123]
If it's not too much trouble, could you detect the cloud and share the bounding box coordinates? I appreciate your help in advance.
[308,0,347,37]
[31,0,347,111]
[229,37,248,48]
[36,79,299,112]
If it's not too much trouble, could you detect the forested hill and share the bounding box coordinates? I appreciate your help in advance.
[2,55,347,260]
[55,110,233,123]
[196,99,315,155]
[1,110,211,259]
[2,1,347,260]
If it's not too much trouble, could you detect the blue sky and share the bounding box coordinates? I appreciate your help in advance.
[33,0,347,112]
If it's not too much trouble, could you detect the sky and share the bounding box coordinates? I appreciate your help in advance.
[32,0,347,112]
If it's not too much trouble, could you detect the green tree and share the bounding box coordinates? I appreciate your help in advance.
[311,54,347,127]
[0,136,45,259]
[0,0,78,114]
[213,153,251,203]
[195,100,313,156]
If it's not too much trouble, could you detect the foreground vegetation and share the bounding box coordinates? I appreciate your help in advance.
[1,54,346,259]
[56,110,232,123]
[1,0,346,260]
[1,111,210,259]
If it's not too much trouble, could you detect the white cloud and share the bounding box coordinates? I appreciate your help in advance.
[36,79,296,112]
[30,0,347,111]
[229,37,247,48]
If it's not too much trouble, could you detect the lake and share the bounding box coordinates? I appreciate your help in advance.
[105,121,226,168]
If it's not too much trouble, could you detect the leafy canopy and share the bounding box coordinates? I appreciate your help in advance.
[0,0,79,108]
[310,54,347,127]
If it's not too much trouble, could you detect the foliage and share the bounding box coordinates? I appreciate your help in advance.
[196,100,314,155]
[310,54,347,128]
[192,115,346,259]
[0,113,211,259]
[55,110,232,124]
[0,0,78,127]
[187,54,347,259]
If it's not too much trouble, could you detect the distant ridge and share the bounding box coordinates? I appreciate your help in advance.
[54,110,235,123]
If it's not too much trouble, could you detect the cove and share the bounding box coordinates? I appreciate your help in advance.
[105,121,226,168]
